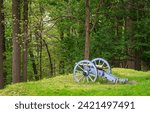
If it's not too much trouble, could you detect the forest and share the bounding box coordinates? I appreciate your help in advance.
[0,0,150,90]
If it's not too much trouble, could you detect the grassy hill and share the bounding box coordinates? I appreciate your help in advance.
[0,68,150,96]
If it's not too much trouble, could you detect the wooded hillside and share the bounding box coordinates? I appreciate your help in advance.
[0,0,150,89]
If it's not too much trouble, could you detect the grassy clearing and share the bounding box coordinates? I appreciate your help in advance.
[0,68,150,96]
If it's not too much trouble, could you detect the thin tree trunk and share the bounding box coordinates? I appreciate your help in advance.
[39,5,44,79]
[84,0,90,59]
[0,0,5,89]
[59,30,65,74]
[39,35,42,79]
[22,0,28,82]
[29,49,39,80]
[12,0,21,83]
[59,61,65,74]
[42,39,53,77]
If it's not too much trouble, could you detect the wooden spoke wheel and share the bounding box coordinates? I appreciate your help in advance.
[91,58,111,74]
[73,60,97,82]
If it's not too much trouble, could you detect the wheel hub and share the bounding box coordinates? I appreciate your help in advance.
[83,71,89,77]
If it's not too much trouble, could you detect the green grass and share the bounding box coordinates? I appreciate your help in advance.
[0,68,150,96]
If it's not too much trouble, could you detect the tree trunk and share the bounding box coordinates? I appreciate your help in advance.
[0,0,5,89]
[12,0,21,83]
[84,0,90,59]
[22,0,28,82]
[126,19,135,69]
[39,5,44,79]
[59,61,65,74]
[125,0,135,69]
[29,49,39,80]
[59,30,65,74]
[39,38,42,79]
[42,39,53,77]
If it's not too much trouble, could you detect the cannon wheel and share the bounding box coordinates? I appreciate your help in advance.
[91,58,111,74]
[73,60,97,82]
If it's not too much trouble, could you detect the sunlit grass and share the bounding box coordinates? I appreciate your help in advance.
[0,68,150,96]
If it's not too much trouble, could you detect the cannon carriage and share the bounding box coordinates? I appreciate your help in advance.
[73,58,128,83]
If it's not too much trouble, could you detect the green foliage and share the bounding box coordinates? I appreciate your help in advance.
[0,68,150,96]
[2,0,150,86]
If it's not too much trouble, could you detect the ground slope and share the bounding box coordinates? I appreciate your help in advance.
[0,68,150,96]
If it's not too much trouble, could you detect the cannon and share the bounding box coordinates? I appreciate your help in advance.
[73,58,128,83]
